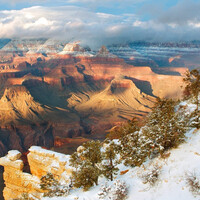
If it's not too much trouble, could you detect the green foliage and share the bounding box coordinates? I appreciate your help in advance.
[40,172,69,197]
[70,140,103,190]
[102,141,119,181]
[119,131,147,167]
[82,140,102,167]
[120,117,140,138]
[107,118,147,167]
[69,151,80,169]
[142,98,187,156]
[72,165,100,191]
[183,69,200,101]
[107,117,147,167]
[69,97,190,192]
[116,98,188,167]
[40,172,58,191]
[189,110,200,129]
[106,118,148,167]
[183,69,200,128]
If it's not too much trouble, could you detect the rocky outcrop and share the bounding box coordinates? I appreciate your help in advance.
[0,147,72,200]
[60,42,92,57]
[28,146,72,180]
[0,150,42,200]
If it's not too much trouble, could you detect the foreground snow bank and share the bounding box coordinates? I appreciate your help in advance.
[43,127,200,200]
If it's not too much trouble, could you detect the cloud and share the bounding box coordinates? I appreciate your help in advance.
[0,4,200,48]
[0,6,135,48]
[157,0,200,25]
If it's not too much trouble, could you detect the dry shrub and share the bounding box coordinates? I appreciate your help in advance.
[186,171,200,196]
[141,164,162,186]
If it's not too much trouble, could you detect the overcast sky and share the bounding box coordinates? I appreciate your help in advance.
[0,0,199,47]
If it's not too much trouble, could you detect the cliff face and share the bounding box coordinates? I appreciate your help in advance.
[0,147,72,200]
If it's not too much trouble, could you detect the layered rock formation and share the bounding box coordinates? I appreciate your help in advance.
[0,44,186,156]
[0,147,72,200]
[0,150,42,200]
[0,85,82,156]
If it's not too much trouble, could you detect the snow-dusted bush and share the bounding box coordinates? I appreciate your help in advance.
[98,182,111,200]
[102,141,120,181]
[186,171,200,195]
[183,69,200,129]
[72,165,100,191]
[141,164,162,186]
[108,117,147,168]
[70,140,103,190]
[115,99,188,168]
[142,98,188,156]
[98,180,129,200]
[119,131,148,167]
[40,173,70,197]
[188,110,200,129]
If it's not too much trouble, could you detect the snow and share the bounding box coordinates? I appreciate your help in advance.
[41,128,200,200]
[7,150,22,161]
[40,99,200,200]
[59,41,94,57]
[29,146,71,163]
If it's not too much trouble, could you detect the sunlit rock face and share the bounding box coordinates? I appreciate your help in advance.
[0,147,72,200]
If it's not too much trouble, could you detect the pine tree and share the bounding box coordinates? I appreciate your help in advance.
[69,151,80,170]
[70,140,102,190]
[40,172,59,191]
[107,117,147,167]
[102,141,119,181]
[40,173,69,197]
[183,69,200,128]
[119,130,147,167]
[82,140,102,169]
[142,98,187,156]
[72,164,100,191]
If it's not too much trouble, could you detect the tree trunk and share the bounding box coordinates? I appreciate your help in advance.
[110,157,113,181]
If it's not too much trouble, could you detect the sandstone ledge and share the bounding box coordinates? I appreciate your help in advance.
[0,147,73,200]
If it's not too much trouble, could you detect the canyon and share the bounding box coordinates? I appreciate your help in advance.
[0,40,187,156]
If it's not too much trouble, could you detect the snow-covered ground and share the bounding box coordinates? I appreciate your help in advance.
[42,126,200,200]
[41,100,200,200]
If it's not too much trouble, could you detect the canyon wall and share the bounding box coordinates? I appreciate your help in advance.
[0,147,72,200]
[0,46,186,157]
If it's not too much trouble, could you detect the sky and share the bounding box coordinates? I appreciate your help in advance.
[0,0,200,47]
